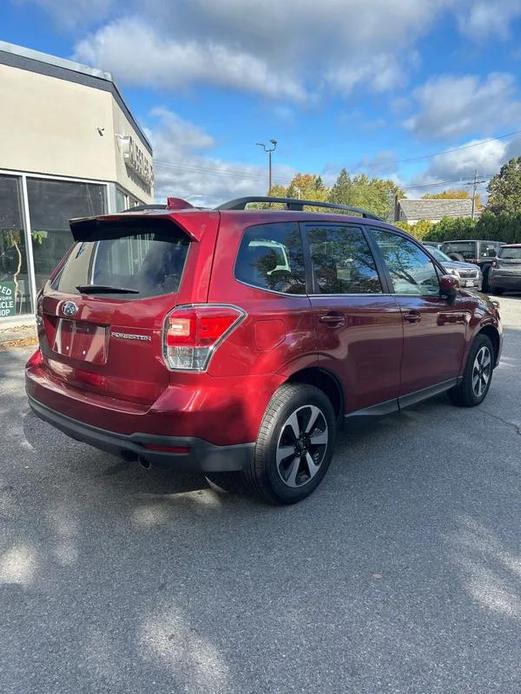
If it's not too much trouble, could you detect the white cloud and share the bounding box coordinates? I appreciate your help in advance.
[409,134,521,195]
[69,0,454,100]
[405,73,521,140]
[354,150,398,176]
[327,54,404,94]
[18,0,116,29]
[146,108,295,206]
[74,17,306,100]
[457,1,521,40]
[426,139,508,180]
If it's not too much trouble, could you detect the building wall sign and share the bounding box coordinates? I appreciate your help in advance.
[0,281,16,317]
[118,135,154,189]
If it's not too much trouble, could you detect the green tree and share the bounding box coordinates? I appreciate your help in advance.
[487,157,521,214]
[330,172,404,220]
[329,168,352,204]
[424,216,477,242]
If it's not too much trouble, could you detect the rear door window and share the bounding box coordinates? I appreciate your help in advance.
[305,224,382,294]
[235,222,306,294]
[51,225,189,298]
[479,242,499,258]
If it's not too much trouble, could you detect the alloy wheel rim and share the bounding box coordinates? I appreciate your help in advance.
[472,345,492,398]
[275,405,328,488]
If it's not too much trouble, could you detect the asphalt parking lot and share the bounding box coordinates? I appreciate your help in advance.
[1,297,520,694]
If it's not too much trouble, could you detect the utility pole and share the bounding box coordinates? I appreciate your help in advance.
[469,169,487,219]
[256,139,277,194]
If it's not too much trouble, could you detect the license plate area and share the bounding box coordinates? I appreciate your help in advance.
[52,319,109,364]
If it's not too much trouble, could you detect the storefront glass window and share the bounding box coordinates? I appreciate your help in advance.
[27,178,106,290]
[116,188,128,212]
[0,175,32,318]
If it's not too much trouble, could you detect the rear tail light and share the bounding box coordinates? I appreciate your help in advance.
[163,304,245,371]
[26,348,43,369]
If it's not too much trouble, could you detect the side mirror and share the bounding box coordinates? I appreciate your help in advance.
[440,274,459,300]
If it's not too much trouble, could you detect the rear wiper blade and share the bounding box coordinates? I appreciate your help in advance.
[76,284,139,294]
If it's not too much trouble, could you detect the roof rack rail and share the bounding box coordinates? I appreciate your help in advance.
[215,196,383,221]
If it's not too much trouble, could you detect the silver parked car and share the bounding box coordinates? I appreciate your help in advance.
[489,244,521,295]
[424,245,483,290]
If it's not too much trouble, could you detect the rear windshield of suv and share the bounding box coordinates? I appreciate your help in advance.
[51,224,190,298]
[499,246,521,259]
[441,241,476,260]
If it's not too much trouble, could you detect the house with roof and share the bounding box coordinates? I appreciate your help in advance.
[395,198,477,224]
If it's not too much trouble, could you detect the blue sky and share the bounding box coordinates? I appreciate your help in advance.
[2,0,521,204]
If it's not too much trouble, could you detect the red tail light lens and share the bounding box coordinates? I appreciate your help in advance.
[26,348,43,369]
[163,305,245,371]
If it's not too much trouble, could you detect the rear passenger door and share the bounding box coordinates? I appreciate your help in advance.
[303,223,403,415]
[371,228,469,400]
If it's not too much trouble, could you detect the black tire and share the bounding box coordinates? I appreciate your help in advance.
[491,287,504,295]
[244,383,337,505]
[448,334,494,407]
[449,252,465,262]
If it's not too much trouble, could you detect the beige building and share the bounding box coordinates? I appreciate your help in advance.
[0,41,153,324]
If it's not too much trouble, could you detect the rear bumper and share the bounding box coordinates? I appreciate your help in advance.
[28,395,254,472]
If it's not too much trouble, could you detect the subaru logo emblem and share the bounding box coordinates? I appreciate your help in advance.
[61,300,79,318]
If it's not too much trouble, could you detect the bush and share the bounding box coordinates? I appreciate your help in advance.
[424,216,477,242]
[393,219,434,240]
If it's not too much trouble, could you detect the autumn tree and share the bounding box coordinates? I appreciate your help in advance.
[423,189,470,199]
[423,188,482,209]
[286,173,328,202]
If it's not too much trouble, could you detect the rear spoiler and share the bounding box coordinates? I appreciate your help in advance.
[69,213,202,242]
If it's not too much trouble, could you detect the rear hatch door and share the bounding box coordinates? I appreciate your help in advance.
[496,247,521,273]
[38,213,215,405]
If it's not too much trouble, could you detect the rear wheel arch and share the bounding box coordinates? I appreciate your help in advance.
[286,367,344,420]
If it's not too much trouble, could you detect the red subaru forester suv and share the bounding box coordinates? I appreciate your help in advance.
[26,196,502,504]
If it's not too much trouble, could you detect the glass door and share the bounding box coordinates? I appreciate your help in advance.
[0,174,32,320]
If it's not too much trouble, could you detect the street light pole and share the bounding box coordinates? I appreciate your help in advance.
[256,139,277,194]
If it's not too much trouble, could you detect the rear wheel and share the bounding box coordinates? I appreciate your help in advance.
[245,383,336,504]
[449,334,494,407]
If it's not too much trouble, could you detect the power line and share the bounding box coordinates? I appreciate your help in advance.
[401,176,491,191]
[393,129,521,164]
[155,159,288,186]
[153,124,520,190]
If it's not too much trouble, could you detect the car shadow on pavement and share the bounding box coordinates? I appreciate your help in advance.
[1,323,521,692]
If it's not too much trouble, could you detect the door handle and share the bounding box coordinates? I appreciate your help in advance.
[403,310,421,324]
[319,312,346,328]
